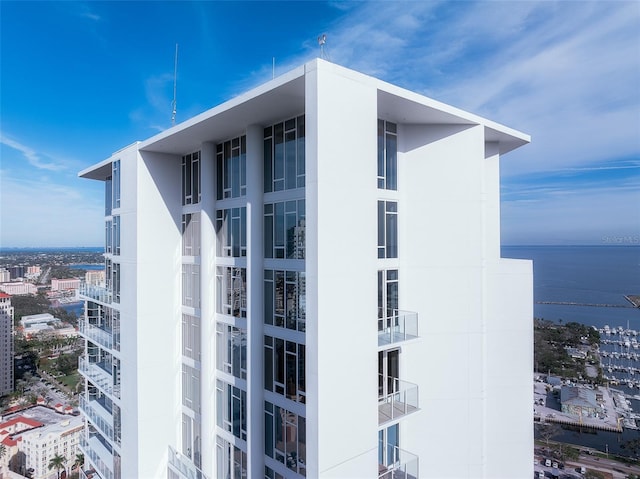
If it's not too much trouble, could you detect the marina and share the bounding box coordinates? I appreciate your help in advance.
[597,325,640,389]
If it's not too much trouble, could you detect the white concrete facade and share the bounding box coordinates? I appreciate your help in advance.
[78,59,532,479]
[51,278,81,291]
[0,282,37,296]
[20,415,83,479]
[0,292,14,396]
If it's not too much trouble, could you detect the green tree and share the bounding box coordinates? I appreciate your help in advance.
[56,351,81,376]
[0,443,8,479]
[48,454,66,479]
[621,438,640,459]
[538,423,561,448]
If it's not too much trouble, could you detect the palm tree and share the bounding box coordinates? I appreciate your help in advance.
[73,453,84,471]
[0,444,7,479]
[48,454,66,479]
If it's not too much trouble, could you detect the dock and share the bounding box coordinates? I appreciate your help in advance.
[625,295,640,308]
[536,301,634,308]
[533,378,625,432]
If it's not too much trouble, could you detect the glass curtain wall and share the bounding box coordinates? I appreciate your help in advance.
[263,116,306,478]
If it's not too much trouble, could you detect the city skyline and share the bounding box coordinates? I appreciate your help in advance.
[1,1,639,247]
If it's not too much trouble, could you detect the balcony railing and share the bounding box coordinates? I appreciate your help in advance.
[79,356,121,399]
[80,395,115,443]
[168,445,209,479]
[81,435,114,479]
[378,310,419,348]
[79,319,117,351]
[79,468,99,479]
[378,375,419,425]
[378,445,419,479]
[79,284,112,305]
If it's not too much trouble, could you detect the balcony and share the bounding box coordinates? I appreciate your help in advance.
[79,319,117,351]
[378,375,419,425]
[81,435,114,479]
[168,445,209,479]
[79,356,121,399]
[80,395,115,443]
[79,468,99,479]
[378,310,419,348]
[378,445,419,479]
[79,284,112,305]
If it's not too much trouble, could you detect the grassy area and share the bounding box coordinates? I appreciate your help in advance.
[58,372,80,391]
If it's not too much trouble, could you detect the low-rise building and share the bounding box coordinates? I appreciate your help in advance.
[0,407,83,479]
[19,313,78,340]
[0,282,37,296]
[0,415,44,473]
[20,313,59,329]
[51,279,81,292]
[561,386,601,418]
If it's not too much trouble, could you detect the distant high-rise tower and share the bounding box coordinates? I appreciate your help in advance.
[78,59,533,479]
[0,292,15,396]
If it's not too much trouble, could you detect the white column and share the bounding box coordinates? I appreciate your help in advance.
[200,141,217,478]
[245,124,264,477]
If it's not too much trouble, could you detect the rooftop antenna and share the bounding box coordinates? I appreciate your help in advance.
[171,43,178,126]
[318,34,327,60]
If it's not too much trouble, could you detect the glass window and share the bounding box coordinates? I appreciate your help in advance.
[264,269,305,332]
[112,160,121,209]
[182,314,201,362]
[105,177,112,216]
[264,116,305,192]
[217,380,247,441]
[182,151,201,205]
[216,322,247,380]
[181,414,201,468]
[378,270,399,332]
[112,262,120,303]
[216,208,246,257]
[216,136,246,200]
[216,267,247,318]
[264,200,305,259]
[113,216,120,255]
[182,264,200,309]
[378,201,398,258]
[105,220,113,254]
[182,364,201,413]
[216,436,247,479]
[377,120,397,190]
[264,336,305,403]
[182,212,201,257]
[264,401,306,476]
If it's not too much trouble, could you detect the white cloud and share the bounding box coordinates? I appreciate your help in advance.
[314,1,639,179]
[0,175,104,247]
[0,135,66,172]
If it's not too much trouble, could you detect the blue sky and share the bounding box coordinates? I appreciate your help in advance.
[1,1,638,247]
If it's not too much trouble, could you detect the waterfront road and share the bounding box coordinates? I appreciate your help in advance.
[536,452,640,479]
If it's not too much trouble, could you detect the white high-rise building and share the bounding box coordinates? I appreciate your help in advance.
[77,59,533,479]
[0,292,14,396]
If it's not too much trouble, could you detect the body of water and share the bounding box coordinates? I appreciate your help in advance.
[69,264,105,271]
[502,246,640,454]
[502,245,640,329]
[59,302,84,317]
